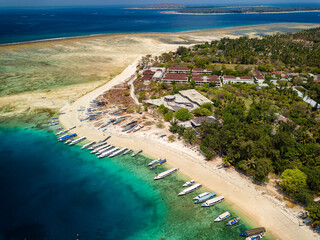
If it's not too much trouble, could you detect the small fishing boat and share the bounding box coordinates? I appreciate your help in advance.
[58,133,77,142]
[245,233,265,240]
[194,192,216,204]
[113,117,125,125]
[69,136,86,146]
[158,159,166,165]
[193,192,210,200]
[150,165,157,170]
[226,217,240,226]
[131,150,142,157]
[154,168,179,180]
[109,148,128,158]
[81,141,96,149]
[178,183,202,196]
[123,149,133,155]
[183,180,195,187]
[55,127,62,131]
[201,195,225,207]
[214,211,230,222]
[148,158,161,166]
[240,228,266,237]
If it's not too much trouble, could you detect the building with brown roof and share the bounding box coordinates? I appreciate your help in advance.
[191,116,217,127]
[167,67,190,74]
[162,73,188,84]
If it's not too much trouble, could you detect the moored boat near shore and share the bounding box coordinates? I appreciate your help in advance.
[95,145,112,155]
[240,227,266,237]
[201,195,225,207]
[226,217,241,226]
[245,233,265,240]
[194,192,216,204]
[193,192,210,200]
[69,136,86,146]
[131,149,142,157]
[58,133,77,142]
[99,147,120,158]
[148,158,161,166]
[154,168,179,180]
[81,141,96,149]
[214,211,231,222]
[109,147,128,158]
[178,183,202,196]
[123,149,133,155]
[182,180,195,187]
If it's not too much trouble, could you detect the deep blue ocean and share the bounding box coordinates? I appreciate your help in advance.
[0,6,320,44]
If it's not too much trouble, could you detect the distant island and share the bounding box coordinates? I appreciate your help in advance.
[167,6,320,14]
[135,3,186,9]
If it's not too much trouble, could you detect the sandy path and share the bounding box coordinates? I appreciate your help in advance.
[60,63,319,240]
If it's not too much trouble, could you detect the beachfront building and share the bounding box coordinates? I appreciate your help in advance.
[162,73,188,84]
[191,116,217,127]
[167,67,190,74]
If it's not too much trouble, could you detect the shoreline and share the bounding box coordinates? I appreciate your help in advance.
[59,58,318,240]
[162,10,320,15]
[1,22,319,47]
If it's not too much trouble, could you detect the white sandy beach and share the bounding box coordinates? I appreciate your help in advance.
[59,58,320,240]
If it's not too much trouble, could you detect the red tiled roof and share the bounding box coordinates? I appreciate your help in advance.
[163,73,188,81]
[206,75,220,82]
[167,67,189,71]
[143,70,154,75]
[253,70,264,79]
[223,75,236,79]
[193,68,204,71]
[141,75,153,80]
[240,76,253,80]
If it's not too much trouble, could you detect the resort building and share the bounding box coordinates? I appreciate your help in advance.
[167,67,190,74]
[238,76,254,84]
[222,75,236,84]
[162,73,188,84]
[179,89,212,106]
[222,75,254,84]
[192,68,215,74]
[191,75,221,86]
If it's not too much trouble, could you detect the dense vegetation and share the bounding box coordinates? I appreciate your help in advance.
[158,27,320,72]
[178,6,320,14]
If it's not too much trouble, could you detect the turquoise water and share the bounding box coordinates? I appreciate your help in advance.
[0,126,258,239]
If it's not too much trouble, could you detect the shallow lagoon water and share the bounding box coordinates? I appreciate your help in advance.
[0,126,259,239]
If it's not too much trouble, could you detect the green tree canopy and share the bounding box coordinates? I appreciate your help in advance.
[174,108,193,121]
[279,169,307,195]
